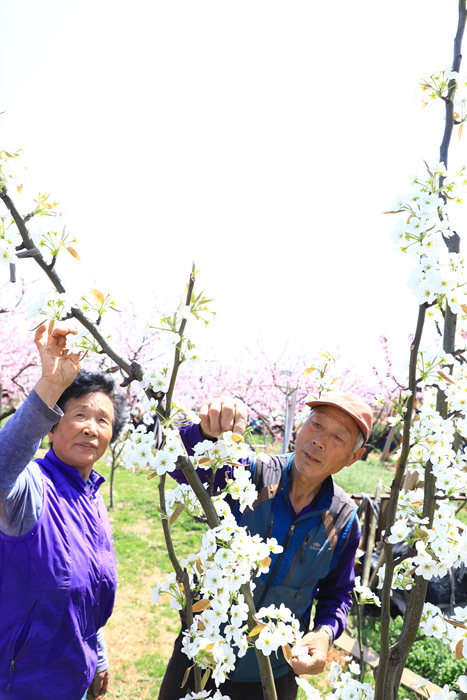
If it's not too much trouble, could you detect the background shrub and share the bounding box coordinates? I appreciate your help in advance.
[351,612,466,691]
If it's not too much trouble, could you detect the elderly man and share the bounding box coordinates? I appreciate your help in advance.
[160,391,373,700]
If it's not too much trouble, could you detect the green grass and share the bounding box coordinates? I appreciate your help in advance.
[102,465,207,576]
[334,454,394,494]
[247,432,283,452]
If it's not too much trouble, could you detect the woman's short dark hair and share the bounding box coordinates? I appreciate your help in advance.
[57,370,127,443]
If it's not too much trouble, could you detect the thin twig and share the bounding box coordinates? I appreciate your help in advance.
[163,265,197,419]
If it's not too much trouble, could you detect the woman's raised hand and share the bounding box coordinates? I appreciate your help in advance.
[33,324,82,408]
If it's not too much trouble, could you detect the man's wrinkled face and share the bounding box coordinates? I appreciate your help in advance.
[48,392,114,475]
[293,405,364,484]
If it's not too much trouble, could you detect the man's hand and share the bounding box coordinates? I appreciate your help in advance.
[199,398,247,439]
[33,324,81,408]
[290,629,330,675]
[86,669,109,699]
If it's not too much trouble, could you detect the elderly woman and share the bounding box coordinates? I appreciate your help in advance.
[0,325,125,700]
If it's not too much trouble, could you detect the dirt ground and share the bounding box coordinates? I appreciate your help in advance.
[103,570,175,699]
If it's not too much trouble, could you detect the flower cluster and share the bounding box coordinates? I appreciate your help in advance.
[382,494,467,587]
[35,225,77,261]
[152,509,288,687]
[378,351,467,589]
[325,658,373,700]
[406,602,467,695]
[376,235,467,591]
[139,291,214,396]
[304,351,339,404]
[20,283,120,352]
[193,431,250,468]
[254,604,303,657]
[0,217,20,267]
[0,151,84,275]
[26,289,74,321]
[420,67,467,124]
[63,326,104,355]
[152,467,297,687]
[390,162,467,312]
[353,577,381,608]
[0,149,74,258]
[151,570,189,611]
[224,465,257,513]
[122,424,185,474]
[123,422,252,481]
[368,83,467,691]
[165,483,205,519]
[295,677,324,700]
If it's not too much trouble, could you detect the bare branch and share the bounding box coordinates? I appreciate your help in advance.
[163,265,197,419]
[439,0,467,167]
[0,406,16,421]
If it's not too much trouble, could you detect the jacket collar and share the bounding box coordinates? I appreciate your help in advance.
[283,453,335,513]
[38,448,106,494]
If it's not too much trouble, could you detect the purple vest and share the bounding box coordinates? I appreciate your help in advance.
[0,449,117,700]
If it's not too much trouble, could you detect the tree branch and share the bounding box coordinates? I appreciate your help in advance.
[440,0,467,167]
[376,303,427,695]
[0,179,157,393]
[0,181,66,293]
[157,473,202,693]
[0,406,16,422]
[163,265,197,419]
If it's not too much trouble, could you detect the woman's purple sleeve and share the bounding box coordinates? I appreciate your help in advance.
[175,423,234,490]
[177,422,205,458]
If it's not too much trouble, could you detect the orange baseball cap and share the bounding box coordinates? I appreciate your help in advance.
[306,391,373,443]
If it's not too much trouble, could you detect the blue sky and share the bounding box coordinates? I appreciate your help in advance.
[1,0,465,381]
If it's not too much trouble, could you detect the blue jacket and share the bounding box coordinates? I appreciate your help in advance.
[231,452,359,681]
[177,425,361,683]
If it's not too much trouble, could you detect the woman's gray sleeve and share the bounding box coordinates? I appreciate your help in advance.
[95,628,109,672]
[0,390,62,535]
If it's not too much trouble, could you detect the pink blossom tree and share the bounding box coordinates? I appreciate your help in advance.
[0,283,39,421]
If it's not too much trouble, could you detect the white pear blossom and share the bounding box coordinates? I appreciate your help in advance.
[0,238,16,266]
[354,577,381,607]
[26,289,74,321]
[295,677,323,699]
[427,686,457,700]
[387,518,412,545]
[225,466,257,512]
[165,484,202,517]
[140,366,169,393]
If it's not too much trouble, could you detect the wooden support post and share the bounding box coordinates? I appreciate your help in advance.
[361,478,382,588]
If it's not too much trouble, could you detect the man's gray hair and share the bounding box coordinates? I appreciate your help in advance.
[355,429,366,451]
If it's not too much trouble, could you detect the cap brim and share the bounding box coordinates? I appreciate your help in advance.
[306,399,370,443]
